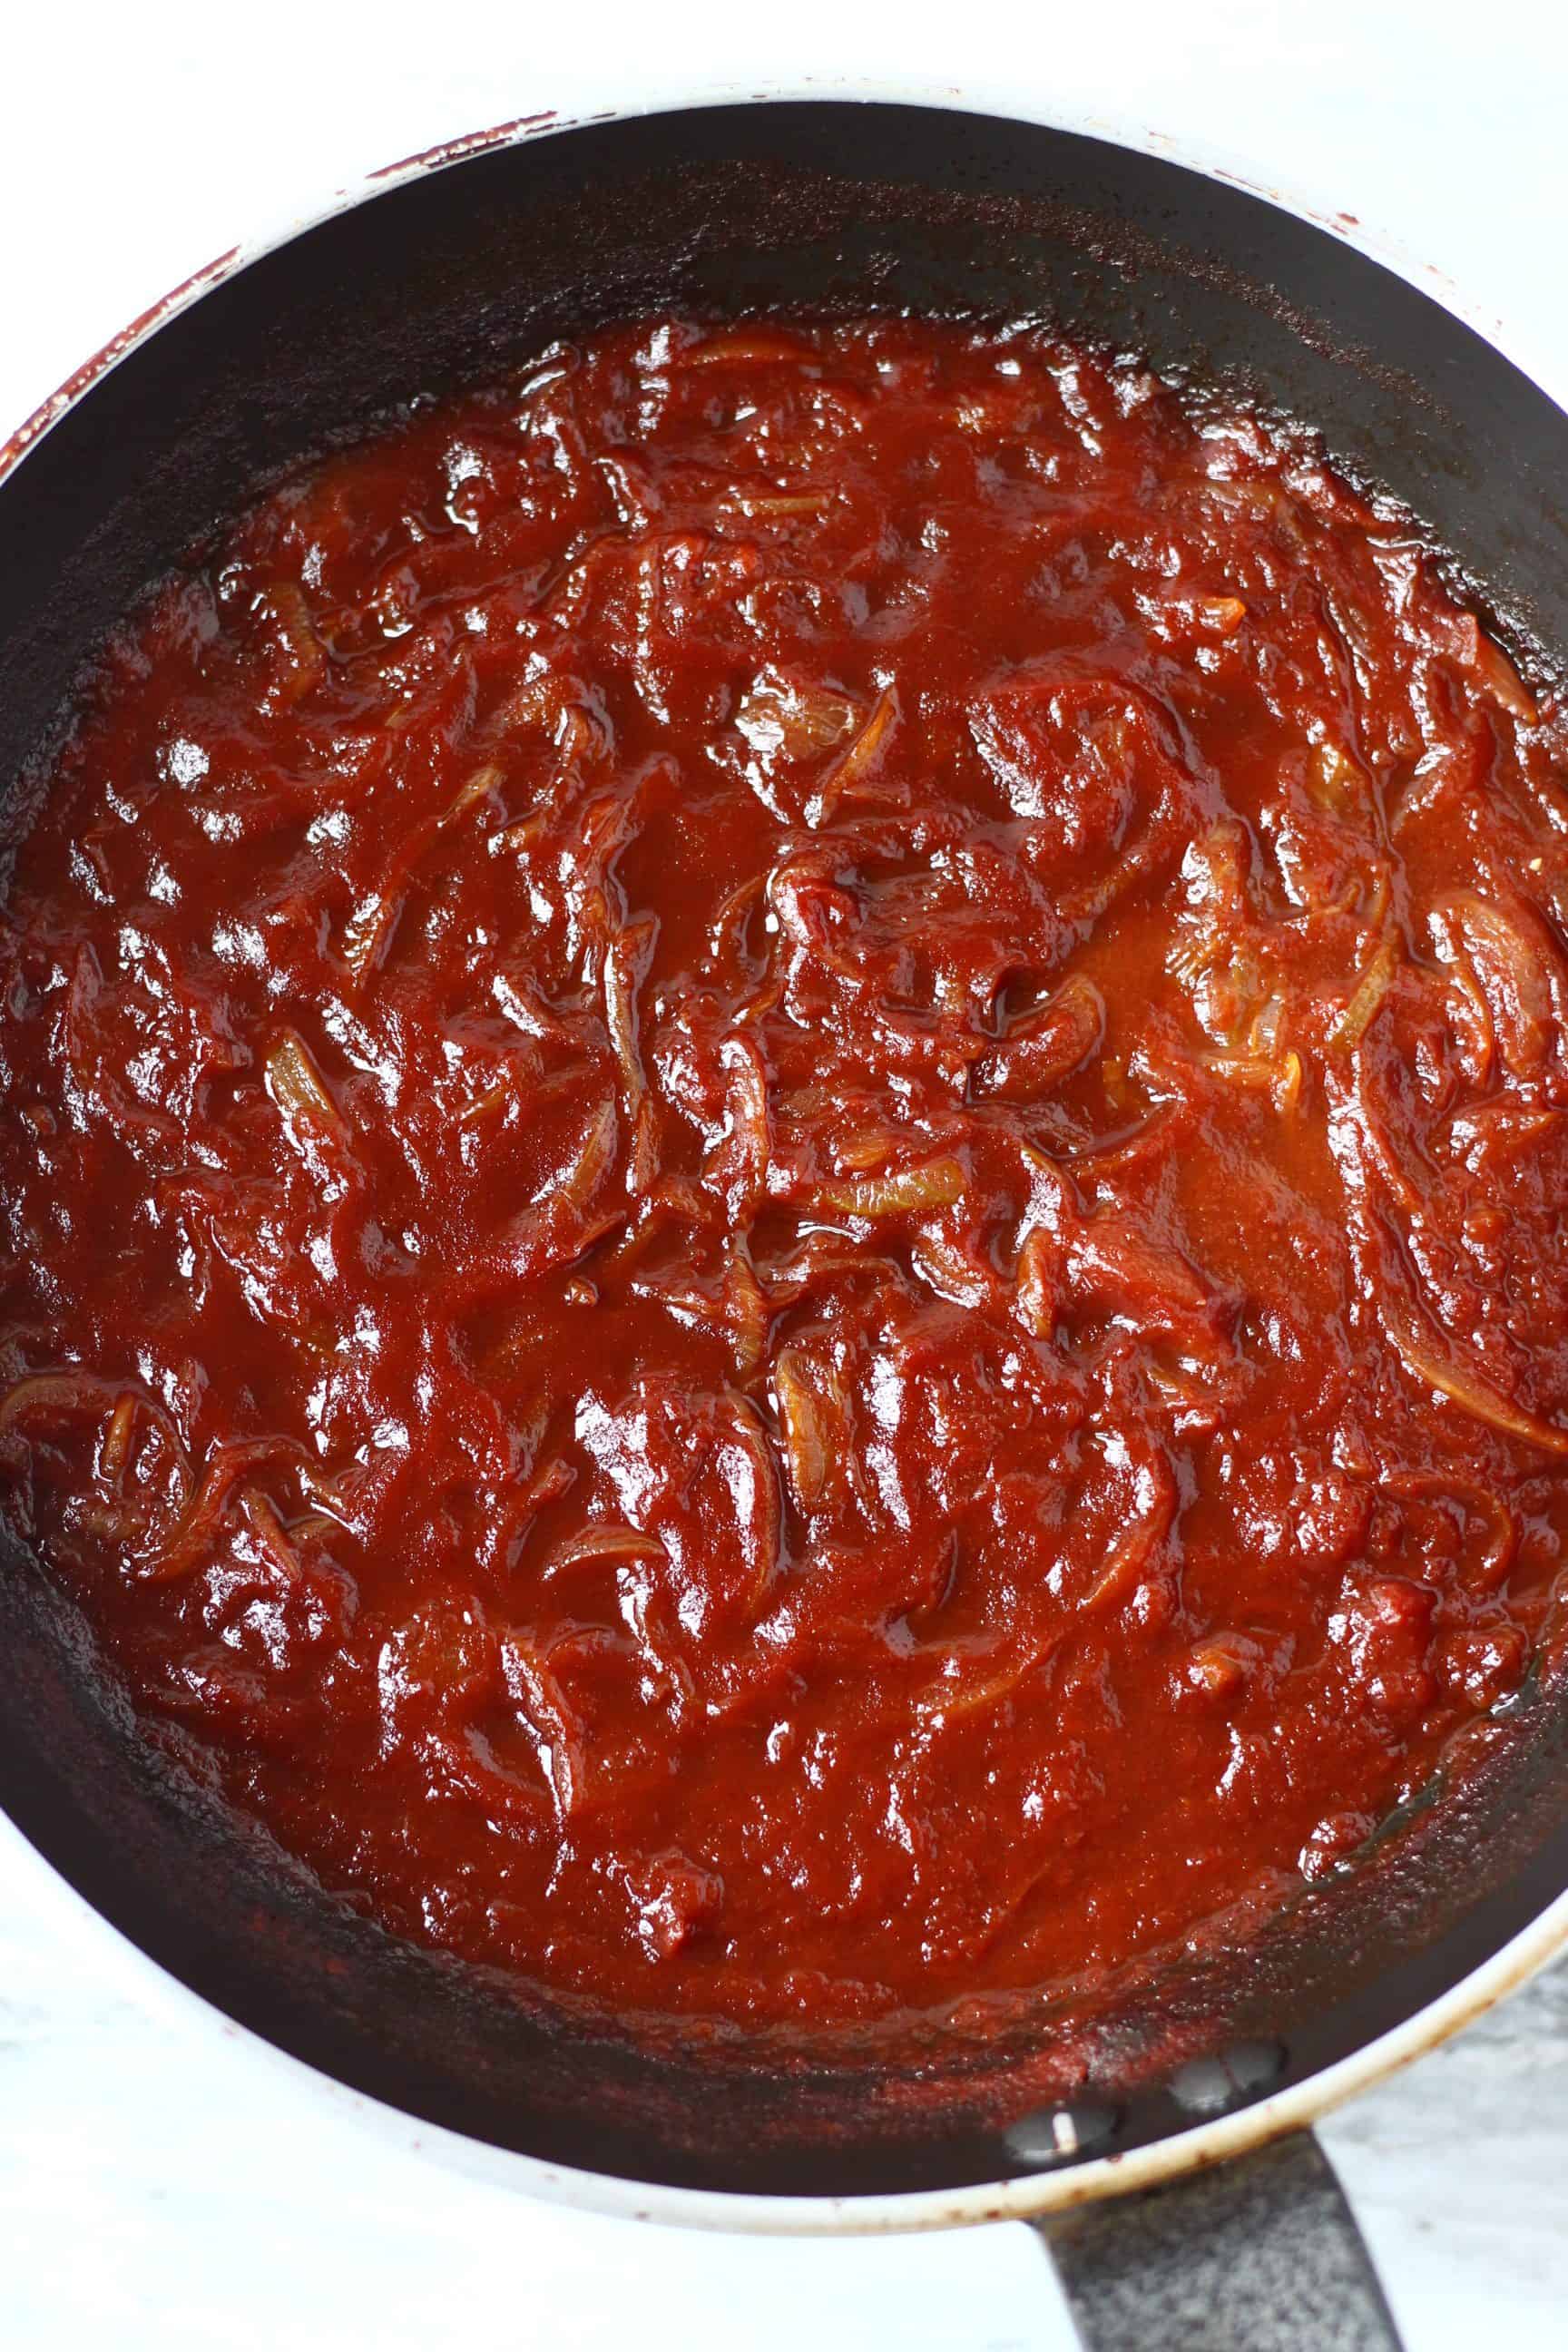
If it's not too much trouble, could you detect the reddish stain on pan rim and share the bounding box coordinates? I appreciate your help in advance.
[367,110,560,181]
[0,109,566,493]
[0,246,240,492]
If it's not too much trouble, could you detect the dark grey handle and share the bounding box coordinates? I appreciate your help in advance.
[1032,2129,1404,2352]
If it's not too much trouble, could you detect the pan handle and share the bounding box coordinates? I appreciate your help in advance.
[1029,2128,1404,2351]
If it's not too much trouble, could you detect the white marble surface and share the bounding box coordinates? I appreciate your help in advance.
[5,5,1568,2344]
[3,1815,1568,2351]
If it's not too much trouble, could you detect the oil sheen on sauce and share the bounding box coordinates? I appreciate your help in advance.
[3,316,1567,2036]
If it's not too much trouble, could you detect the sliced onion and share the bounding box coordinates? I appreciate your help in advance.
[458,1076,515,1128]
[816,686,897,819]
[628,1095,661,1198]
[1195,1046,1304,1114]
[443,762,505,823]
[705,1034,770,1220]
[910,1229,996,1310]
[1430,892,1558,1078]
[0,1374,192,1518]
[723,1246,769,1380]
[100,1391,139,1480]
[1382,1470,1518,1592]
[1014,1228,1062,1339]
[340,891,394,983]
[0,1368,121,1436]
[261,583,325,705]
[669,329,812,368]
[1382,1299,1568,1457]
[556,1099,619,1214]
[975,974,1104,1102]
[735,670,858,764]
[916,1634,1051,1726]
[265,1030,344,1133]
[1083,1464,1178,1611]
[342,765,504,981]
[1071,1219,1213,1323]
[720,491,831,521]
[142,1435,310,1582]
[835,1127,899,1173]
[603,930,646,1111]
[815,1156,965,1220]
[706,871,766,968]
[1307,740,1366,812]
[544,1524,667,1571]
[498,1635,582,1820]
[1328,936,1399,1051]
[720,1393,783,1613]
[237,1486,306,1583]
[1450,614,1539,725]
[771,1348,847,1510]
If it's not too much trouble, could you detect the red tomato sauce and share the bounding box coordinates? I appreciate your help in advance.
[3,316,1567,2035]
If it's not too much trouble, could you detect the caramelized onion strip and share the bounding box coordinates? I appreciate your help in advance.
[142,1435,317,1582]
[1382,1470,1519,1592]
[772,1348,844,1508]
[1328,936,1400,1051]
[1382,1300,1568,1457]
[814,1156,965,1220]
[915,1635,1053,1727]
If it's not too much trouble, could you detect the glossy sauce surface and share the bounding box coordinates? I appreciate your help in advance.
[4,318,1568,2035]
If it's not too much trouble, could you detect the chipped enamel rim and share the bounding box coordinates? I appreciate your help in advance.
[4,77,1567,2236]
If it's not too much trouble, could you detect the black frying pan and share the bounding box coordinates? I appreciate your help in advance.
[5,95,1568,2351]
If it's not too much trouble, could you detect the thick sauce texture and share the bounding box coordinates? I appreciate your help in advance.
[5,318,1568,2036]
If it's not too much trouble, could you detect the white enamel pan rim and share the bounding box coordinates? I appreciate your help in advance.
[4,75,1567,2237]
